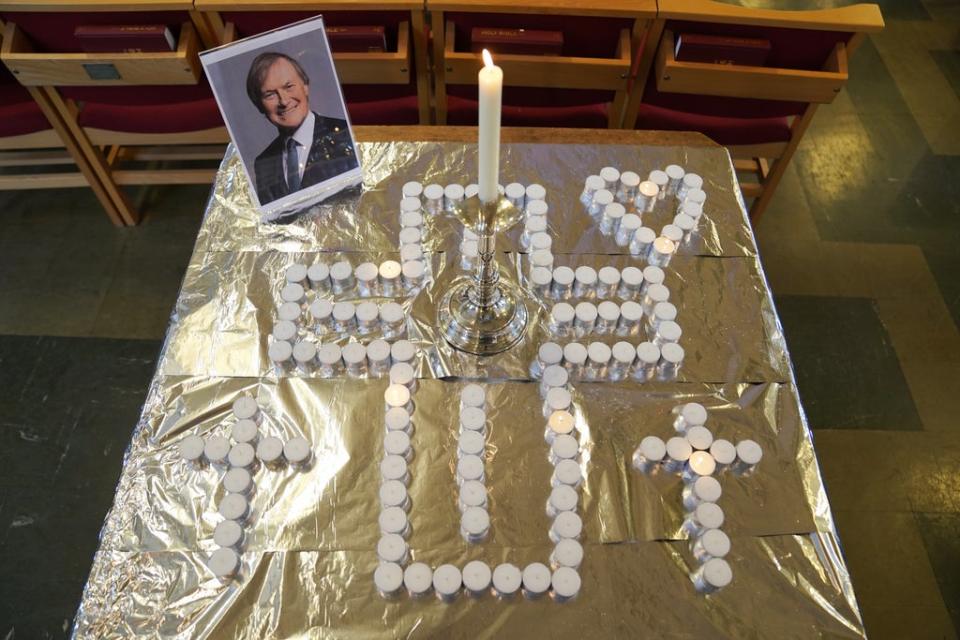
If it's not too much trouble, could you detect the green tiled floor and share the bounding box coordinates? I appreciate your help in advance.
[775,294,923,430]
[0,186,205,339]
[0,335,161,637]
[754,0,960,633]
[932,50,960,98]
[916,512,960,632]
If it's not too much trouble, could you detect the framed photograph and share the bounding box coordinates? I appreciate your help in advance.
[201,16,362,221]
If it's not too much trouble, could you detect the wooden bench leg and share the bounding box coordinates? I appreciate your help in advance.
[411,10,432,125]
[31,87,139,226]
[431,10,448,126]
[749,105,818,225]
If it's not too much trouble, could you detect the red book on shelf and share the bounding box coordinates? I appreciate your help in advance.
[74,25,176,53]
[675,33,771,67]
[470,28,563,56]
[325,26,387,53]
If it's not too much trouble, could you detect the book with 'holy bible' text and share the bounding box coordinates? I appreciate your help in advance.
[470,28,563,56]
[74,24,176,53]
[325,26,387,53]
[675,33,771,67]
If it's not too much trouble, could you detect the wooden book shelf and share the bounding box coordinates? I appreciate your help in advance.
[442,20,630,90]
[329,20,411,86]
[221,19,412,86]
[1,21,200,86]
[655,30,848,104]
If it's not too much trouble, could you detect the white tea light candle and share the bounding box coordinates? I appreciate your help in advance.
[550,511,583,543]
[256,436,284,468]
[462,561,492,596]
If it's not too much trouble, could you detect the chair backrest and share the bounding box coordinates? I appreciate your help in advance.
[429,0,656,126]
[216,9,415,99]
[0,26,55,142]
[0,9,192,53]
[442,11,633,107]
[0,7,209,107]
[625,0,883,126]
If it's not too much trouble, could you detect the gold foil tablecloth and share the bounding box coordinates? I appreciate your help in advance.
[73,141,864,639]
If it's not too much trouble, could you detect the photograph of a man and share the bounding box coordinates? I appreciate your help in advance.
[247,51,358,205]
[200,17,362,218]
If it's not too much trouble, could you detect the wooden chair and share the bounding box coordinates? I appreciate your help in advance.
[622,0,883,222]
[0,16,133,224]
[195,0,432,125]
[429,0,658,128]
[0,2,229,225]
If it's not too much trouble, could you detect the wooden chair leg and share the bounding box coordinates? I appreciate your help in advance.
[431,10,448,126]
[26,86,136,226]
[609,90,627,129]
[621,18,664,130]
[41,88,138,225]
[748,104,819,224]
[748,154,794,222]
[411,10,432,125]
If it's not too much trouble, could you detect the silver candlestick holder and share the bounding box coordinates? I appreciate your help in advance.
[439,195,528,355]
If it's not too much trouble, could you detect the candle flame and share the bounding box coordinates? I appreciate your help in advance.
[482,49,494,68]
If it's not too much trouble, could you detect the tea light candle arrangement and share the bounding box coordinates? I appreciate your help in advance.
[630,402,763,594]
[273,337,422,380]
[458,384,490,544]
[377,377,417,591]
[375,377,581,603]
[274,259,418,338]
[529,263,671,304]
[531,334,683,383]
[269,256,426,378]
[543,395,584,600]
[395,186,432,284]
[550,295,681,341]
[94,32,851,620]
[578,164,709,263]
[530,298,685,382]
[177,395,312,582]
[451,181,549,273]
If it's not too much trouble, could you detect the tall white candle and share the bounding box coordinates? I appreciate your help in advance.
[478,49,502,204]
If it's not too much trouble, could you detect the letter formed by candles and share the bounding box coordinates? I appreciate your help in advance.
[631,403,763,594]
[179,395,313,583]
[478,50,503,205]
[375,380,584,602]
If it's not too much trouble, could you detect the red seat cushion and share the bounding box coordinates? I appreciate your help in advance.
[447,95,608,128]
[77,97,223,134]
[61,84,213,106]
[642,80,805,119]
[347,94,419,125]
[0,84,50,137]
[634,102,791,146]
[448,84,613,110]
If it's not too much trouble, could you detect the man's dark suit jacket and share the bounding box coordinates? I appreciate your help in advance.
[253,113,358,205]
